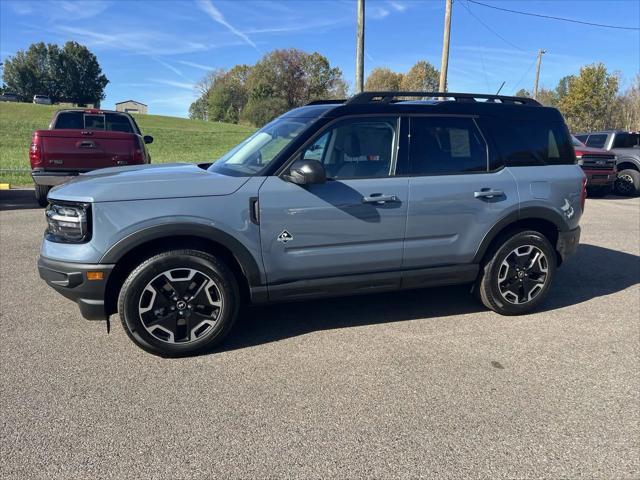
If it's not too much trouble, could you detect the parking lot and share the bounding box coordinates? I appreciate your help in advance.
[1,189,638,479]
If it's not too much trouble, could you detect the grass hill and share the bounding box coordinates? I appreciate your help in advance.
[0,102,255,185]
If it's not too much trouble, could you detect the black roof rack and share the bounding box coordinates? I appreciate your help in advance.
[305,99,347,106]
[346,91,541,106]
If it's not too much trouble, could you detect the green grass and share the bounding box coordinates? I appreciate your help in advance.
[0,102,255,185]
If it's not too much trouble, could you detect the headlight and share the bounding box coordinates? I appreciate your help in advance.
[45,202,91,243]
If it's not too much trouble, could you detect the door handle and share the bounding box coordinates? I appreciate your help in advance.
[362,193,399,204]
[474,188,504,199]
[78,141,95,148]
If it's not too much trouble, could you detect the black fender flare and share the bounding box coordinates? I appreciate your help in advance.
[473,207,568,263]
[100,223,263,287]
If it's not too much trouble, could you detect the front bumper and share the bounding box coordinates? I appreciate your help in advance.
[38,256,114,320]
[583,169,616,186]
[556,226,581,262]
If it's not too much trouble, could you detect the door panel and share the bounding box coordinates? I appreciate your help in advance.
[259,176,409,284]
[402,116,519,270]
[404,168,518,268]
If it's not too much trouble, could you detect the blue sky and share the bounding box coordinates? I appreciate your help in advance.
[1,0,638,117]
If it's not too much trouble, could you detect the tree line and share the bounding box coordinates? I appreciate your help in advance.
[189,49,441,126]
[515,64,639,133]
[1,42,109,105]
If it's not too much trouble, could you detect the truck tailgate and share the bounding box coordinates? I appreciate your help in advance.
[38,130,140,170]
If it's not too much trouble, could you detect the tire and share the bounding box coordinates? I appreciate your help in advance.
[118,249,240,356]
[34,184,50,207]
[615,169,640,197]
[477,230,557,315]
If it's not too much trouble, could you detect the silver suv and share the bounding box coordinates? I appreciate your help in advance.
[38,92,585,356]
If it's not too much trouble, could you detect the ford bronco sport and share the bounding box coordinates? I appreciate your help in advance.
[38,92,584,356]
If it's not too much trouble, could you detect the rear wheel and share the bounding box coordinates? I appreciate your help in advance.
[477,230,557,315]
[615,169,640,196]
[34,184,50,207]
[118,249,239,356]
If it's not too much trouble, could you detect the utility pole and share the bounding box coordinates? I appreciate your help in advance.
[438,0,453,93]
[533,49,546,99]
[355,0,365,93]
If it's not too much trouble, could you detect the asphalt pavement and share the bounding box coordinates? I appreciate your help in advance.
[1,188,639,479]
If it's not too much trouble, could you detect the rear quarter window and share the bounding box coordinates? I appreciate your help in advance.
[483,118,575,167]
[613,133,640,148]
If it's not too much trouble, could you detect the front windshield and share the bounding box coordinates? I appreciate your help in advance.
[209,116,315,176]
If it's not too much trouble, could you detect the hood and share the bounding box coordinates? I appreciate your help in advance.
[49,163,250,203]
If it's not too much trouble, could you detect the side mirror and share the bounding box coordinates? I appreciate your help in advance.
[143,135,154,144]
[284,159,327,185]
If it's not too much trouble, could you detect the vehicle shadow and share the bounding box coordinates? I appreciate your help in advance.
[213,243,639,354]
[0,189,41,211]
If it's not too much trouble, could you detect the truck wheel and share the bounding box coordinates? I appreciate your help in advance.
[118,249,240,356]
[34,184,50,207]
[477,230,557,315]
[615,169,640,196]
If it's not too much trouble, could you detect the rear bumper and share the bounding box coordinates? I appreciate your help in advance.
[556,226,581,262]
[32,171,78,186]
[37,256,114,320]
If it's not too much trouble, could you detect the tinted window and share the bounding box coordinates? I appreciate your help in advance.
[585,134,608,149]
[613,133,640,148]
[490,119,574,166]
[53,112,134,133]
[408,117,487,175]
[301,117,396,179]
[575,134,588,144]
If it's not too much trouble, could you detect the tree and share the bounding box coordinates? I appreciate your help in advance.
[364,67,403,91]
[514,88,531,98]
[189,96,208,120]
[208,65,251,123]
[536,88,558,107]
[616,74,640,130]
[400,61,439,91]
[56,42,109,105]
[2,41,108,104]
[558,63,619,132]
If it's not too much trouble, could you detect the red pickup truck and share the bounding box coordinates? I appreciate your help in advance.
[572,136,617,197]
[29,109,153,206]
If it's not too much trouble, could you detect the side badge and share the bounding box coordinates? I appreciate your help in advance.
[277,230,293,243]
[561,199,574,219]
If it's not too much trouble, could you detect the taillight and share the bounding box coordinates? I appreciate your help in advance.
[580,176,587,212]
[132,138,144,164]
[29,136,42,166]
[574,150,584,165]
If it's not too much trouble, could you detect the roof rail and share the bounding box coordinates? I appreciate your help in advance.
[347,91,541,106]
[305,99,347,106]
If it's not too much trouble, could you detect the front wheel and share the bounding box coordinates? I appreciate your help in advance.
[34,184,50,207]
[477,230,557,315]
[118,249,240,356]
[615,169,640,196]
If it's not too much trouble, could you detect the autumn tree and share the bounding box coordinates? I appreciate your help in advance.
[364,67,403,91]
[558,63,619,132]
[400,61,439,91]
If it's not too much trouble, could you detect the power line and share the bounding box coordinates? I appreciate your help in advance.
[461,0,527,52]
[511,56,537,95]
[467,0,640,31]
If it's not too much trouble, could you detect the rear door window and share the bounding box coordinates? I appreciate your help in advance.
[407,117,487,175]
[585,134,608,149]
